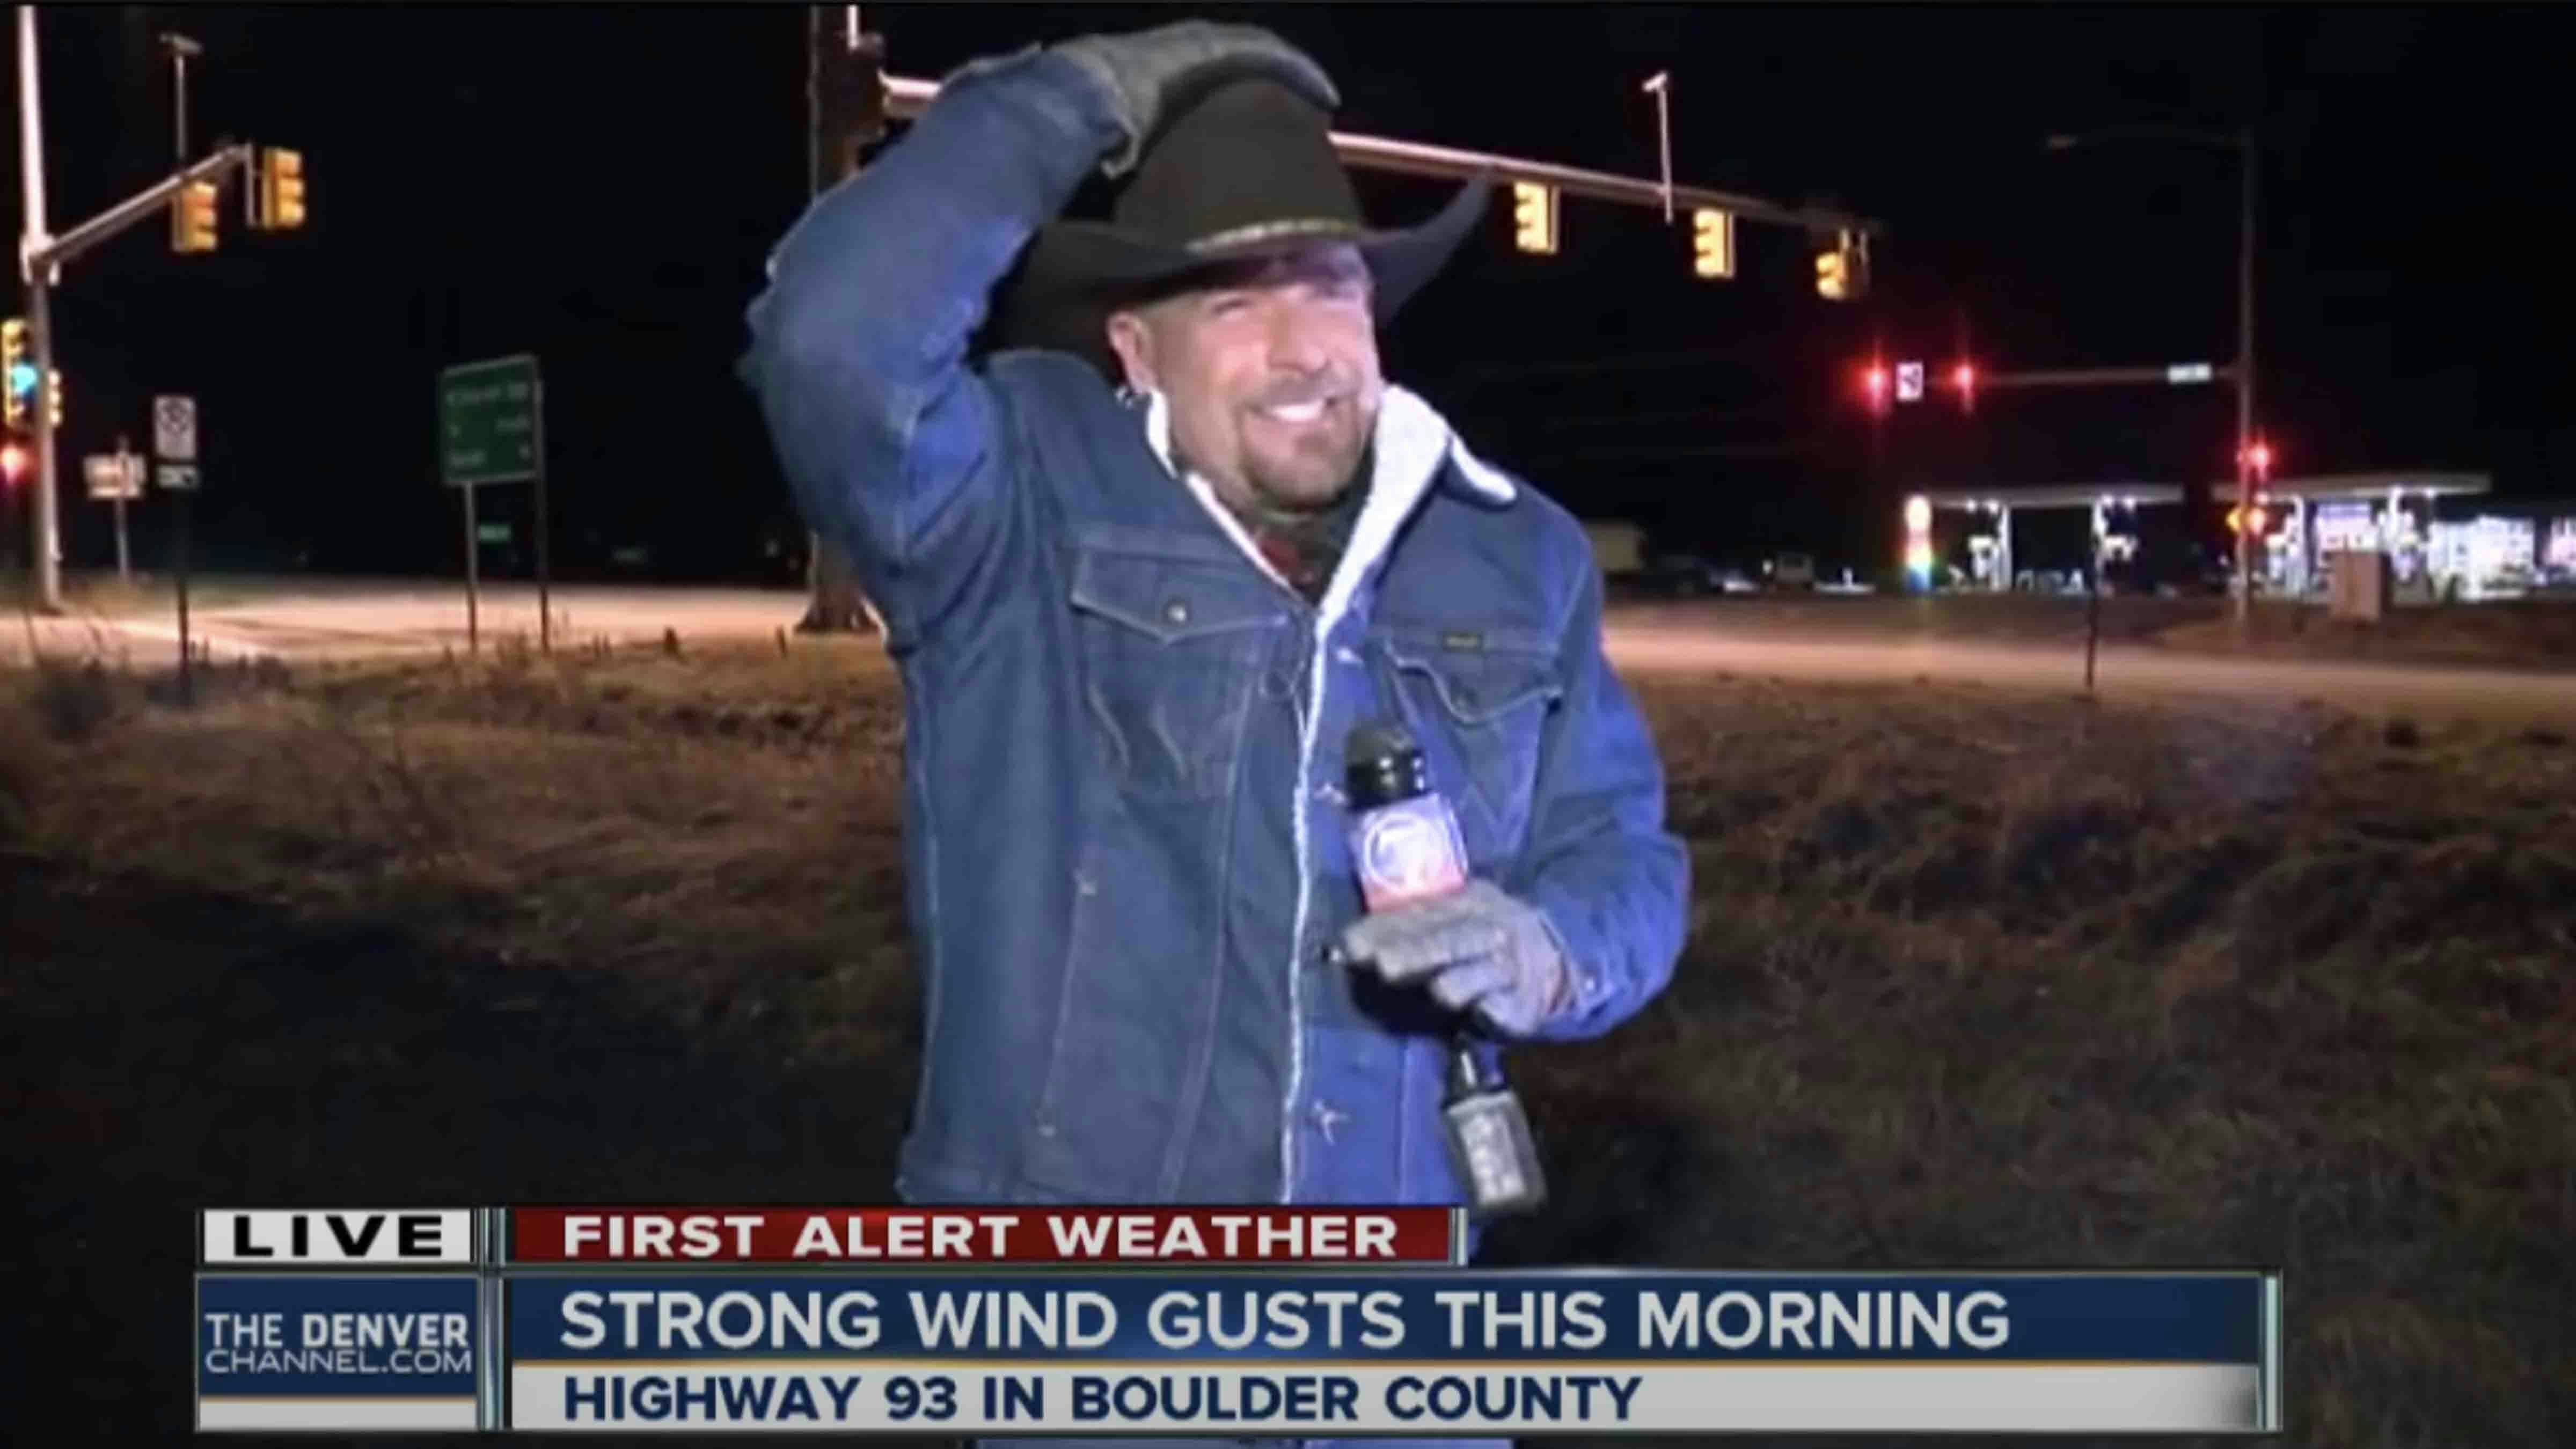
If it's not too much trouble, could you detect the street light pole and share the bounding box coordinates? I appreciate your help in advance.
[2045,123,2260,621]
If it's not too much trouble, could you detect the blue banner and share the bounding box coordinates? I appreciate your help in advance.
[199,1275,479,1399]
[506,1270,2260,1365]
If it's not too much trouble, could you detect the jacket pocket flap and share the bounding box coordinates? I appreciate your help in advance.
[1378,628,1562,723]
[1071,547,1288,644]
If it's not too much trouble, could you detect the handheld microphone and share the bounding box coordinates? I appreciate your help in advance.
[1339,720,1547,1218]
[1344,720,1470,910]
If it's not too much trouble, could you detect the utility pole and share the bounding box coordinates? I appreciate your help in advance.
[2044,125,2260,618]
[800,4,887,635]
[2231,126,2258,626]
[17,4,63,613]
[165,31,201,702]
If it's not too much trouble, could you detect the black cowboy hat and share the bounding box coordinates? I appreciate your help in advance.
[987,72,1490,376]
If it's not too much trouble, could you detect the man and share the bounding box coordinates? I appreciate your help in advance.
[741,21,1684,1224]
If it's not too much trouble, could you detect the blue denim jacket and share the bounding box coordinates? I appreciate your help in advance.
[739,48,1687,1209]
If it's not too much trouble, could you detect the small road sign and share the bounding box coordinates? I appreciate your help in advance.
[84,453,142,500]
[2167,362,2215,384]
[1895,361,1926,403]
[155,394,199,460]
[439,355,541,486]
[157,463,200,491]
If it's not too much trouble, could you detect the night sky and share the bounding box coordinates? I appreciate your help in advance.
[5,4,2569,583]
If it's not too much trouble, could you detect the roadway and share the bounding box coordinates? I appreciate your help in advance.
[6,576,2570,723]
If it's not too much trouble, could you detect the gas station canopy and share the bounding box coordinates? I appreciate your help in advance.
[1917,473,2489,514]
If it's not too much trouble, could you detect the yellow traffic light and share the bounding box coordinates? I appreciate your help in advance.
[2,318,24,428]
[46,368,61,428]
[1814,243,1848,301]
[259,148,306,230]
[1511,181,1557,255]
[1691,207,1735,280]
[173,179,219,253]
[1815,229,1867,302]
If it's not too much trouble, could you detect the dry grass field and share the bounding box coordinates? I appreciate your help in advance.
[5,635,2572,1446]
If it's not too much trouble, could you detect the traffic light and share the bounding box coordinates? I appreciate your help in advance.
[1690,207,1735,279]
[1861,361,1891,415]
[1511,181,1557,255]
[46,369,62,428]
[2226,505,2271,535]
[256,148,306,230]
[1,436,26,485]
[1950,361,1977,413]
[172,179,219,253]
[2,318,26,428]
[2240,438,2274,481]
[1814,230,1867,302]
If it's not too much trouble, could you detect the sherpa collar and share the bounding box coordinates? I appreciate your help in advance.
[1142,384,1517,595]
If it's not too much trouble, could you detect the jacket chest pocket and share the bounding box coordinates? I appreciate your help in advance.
[1070,546,1288,803]
[1373,627,1563,857]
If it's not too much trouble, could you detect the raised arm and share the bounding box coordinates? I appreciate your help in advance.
[737,26,1340,642]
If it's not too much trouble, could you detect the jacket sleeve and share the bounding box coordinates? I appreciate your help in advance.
[1508,563,1690,1042]
[737,48,1122,642]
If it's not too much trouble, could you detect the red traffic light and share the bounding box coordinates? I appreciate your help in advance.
[2240,439,2274,479]
[1862,363,1890,403]
[1949,361,1977,414]
[1,440,26,482]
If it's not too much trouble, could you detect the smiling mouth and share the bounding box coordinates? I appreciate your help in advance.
[1255,398,1335,425]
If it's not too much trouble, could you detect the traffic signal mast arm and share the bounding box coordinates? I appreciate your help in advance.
[20,143,252,277]
[1976,363,2239,390]
[876,74,1882,239]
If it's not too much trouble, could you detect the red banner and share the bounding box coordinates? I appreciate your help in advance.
[508,1207,1456,1265]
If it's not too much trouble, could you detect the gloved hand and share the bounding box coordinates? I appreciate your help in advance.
[1336,880,1575,1038]
[1055,21,1341,176]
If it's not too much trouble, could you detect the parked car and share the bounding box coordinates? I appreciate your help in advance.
[1643,554,1760,598]
[1767,552,1817,591]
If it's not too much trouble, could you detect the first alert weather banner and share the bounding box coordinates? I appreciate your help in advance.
[194,1210,2283,1435]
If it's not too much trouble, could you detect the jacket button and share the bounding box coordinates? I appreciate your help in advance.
[1163,598,1190,625]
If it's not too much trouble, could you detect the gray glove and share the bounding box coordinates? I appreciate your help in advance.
[1337,880,1575,1038]
[1055,21,1340,177]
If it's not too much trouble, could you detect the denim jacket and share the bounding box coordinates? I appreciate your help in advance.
[739,47,1688,1208]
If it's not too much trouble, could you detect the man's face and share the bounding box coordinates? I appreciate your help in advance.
[1106,244,1382,517]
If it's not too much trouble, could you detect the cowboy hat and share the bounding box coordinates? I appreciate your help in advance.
[987,72,1490,374]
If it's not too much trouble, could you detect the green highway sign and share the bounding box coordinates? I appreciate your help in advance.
[438,354,542,486]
